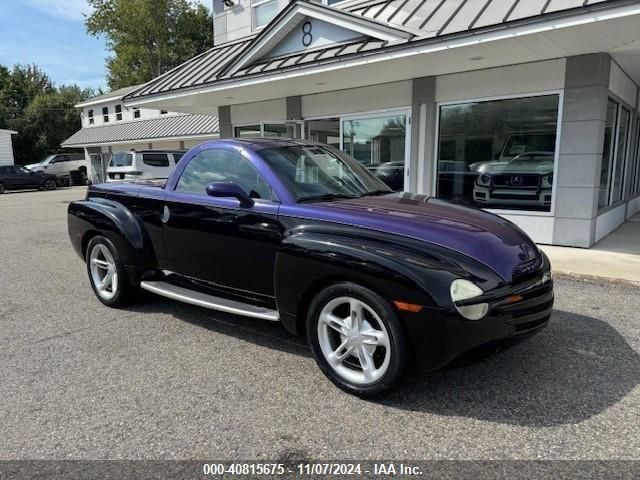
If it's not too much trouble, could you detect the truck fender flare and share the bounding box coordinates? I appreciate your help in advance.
[68,198,156,274]
[273,229,448,335]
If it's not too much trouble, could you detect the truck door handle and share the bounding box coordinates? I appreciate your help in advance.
[161,205,171,224]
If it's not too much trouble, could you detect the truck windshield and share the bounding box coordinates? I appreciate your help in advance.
[258,145,391,202]
[110,153,133,167]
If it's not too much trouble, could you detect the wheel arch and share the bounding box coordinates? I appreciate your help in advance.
[68,198,158,284]
[293,274,385,337]
[81,229,102,259]
[274,230,447,339]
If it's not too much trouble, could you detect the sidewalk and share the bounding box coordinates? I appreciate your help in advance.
[538,213,640,284]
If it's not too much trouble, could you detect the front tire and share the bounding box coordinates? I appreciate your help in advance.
[0,182,4,194]
[307,282,408,398]
[43,178,57,191]
[86,236,134,307]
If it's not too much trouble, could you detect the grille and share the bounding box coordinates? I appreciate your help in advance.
[499,287,554,333]
[491,193,539,201]
[492,174,540,187]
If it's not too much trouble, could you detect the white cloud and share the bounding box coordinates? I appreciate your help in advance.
[24,0,92,21]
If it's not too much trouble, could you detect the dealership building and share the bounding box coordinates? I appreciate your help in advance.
[63,85,219,183]
[118,0,640,247]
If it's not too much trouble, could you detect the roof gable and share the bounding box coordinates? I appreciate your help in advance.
[222,0,413,76]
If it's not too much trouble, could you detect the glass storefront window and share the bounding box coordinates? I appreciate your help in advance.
[633,118,640,196]
[599,99,631,209]
[235,125,261,138]
[307,118,340,149]
[342,114,407,191]
[599,100,618,209]
[263,123,302,138]
[437,95,559,212]
[610,106,630,203]
[235,122,303,139]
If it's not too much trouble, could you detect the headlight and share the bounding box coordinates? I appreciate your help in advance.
[450,279,489,321]
[541,173,553,188]
[477,173,491,186]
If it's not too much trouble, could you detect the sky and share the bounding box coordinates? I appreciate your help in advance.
[0,0,211,92]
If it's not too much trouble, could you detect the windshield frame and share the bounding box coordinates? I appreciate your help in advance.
[256,144,392,203]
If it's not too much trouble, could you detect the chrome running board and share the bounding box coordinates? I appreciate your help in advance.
[139,281,279,321]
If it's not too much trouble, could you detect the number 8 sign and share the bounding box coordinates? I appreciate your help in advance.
[302,21,312,47]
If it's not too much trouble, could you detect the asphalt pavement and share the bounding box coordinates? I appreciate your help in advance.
[1,187,639,460]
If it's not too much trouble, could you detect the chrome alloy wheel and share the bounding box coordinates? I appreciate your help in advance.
[89,243,119,301]
[317,296,391,385]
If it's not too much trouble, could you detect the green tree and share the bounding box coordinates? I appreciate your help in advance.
[86,0,214,89]
[17,86,91,164]
[0,64,54,125]
[0,64,93,165]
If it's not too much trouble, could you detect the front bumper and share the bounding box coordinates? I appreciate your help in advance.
[473,185,552,207]
[403,260,554,371]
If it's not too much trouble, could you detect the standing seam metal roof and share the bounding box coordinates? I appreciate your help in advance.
[125,0,621,100]
[61,114,219,147]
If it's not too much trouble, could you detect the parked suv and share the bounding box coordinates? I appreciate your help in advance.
[26,153,88,180]
[107,150,186,182]
[473,151,554,209]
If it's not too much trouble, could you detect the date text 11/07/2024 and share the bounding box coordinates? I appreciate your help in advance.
[202,462,423,476]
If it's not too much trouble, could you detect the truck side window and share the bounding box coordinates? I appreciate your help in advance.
[176,149,273,200]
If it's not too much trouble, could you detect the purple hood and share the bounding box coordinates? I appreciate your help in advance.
[282,193,539,282]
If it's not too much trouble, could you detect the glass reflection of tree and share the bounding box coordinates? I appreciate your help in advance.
[343,116,406,168]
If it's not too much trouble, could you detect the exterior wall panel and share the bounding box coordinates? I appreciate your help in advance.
[301,81,412,118]
[500,215,555,245]
[553,53,611,247]
[609,61,638,108]
[231,98,287,124]
[435,60,566,103]
[595,203,627,241]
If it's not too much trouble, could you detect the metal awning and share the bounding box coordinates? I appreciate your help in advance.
[61,114,219,147]
[124,0,627,105]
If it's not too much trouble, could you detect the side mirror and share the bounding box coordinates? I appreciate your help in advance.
[206,181,254,208]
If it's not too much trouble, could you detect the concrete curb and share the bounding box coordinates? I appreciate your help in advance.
[552,271,640,288]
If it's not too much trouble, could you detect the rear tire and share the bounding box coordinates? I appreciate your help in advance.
[307,282,408,398]
[86,235,135,307]
[0,182,4,194]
